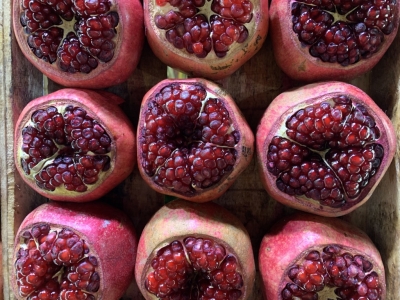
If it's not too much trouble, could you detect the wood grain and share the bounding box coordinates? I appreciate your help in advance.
[1,5,400,300]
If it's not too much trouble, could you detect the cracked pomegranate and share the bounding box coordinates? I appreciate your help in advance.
[259,212,386,300]
[135,199,255,300]
[144,0,268,80]
[12,0,144,88]
[14,88,136,202]
[12,201,138,300]
[137,78,254,202]
[270,0,400,82]
[256,81,396,217]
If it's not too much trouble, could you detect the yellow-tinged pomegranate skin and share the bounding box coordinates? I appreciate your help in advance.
[135,199,256,300]
[259,212,386,300]
[14,88,136,202]
[256,81,396,217]
[144,0,269,80]
[137,78,254,203]
[270,0,400,82]
[12,0,144,89]
[12,201,138,300]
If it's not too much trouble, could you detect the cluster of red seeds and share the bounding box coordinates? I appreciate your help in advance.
[15,224,99,299]
[282,245,383,299]
[20,0,118,73]
[21,105,112,192]
[154,0,253,58]
[292,0,396,66]
[267,95,384,207]
[146,237,243,300]
[140,84,239,195]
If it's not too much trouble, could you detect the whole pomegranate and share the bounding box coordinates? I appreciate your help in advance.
[135,199,256,300]
[270,0,400,82]
[137,78,254,202]
[12,0,144,88]
[259,212,386,300]
[14,88,136,202]
[144,0,269,80]
[12,201,138,299]
[256,81,396,217]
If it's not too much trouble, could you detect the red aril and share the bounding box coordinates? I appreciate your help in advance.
[137,78,254,202]
[270,0,400,82]
[144,0,269,80]
[259,212,386,300]
[14,88,136,202]
[12,0,144,88]
[12,201,137,299]
[135,199,255,300]
[256,81,396,217]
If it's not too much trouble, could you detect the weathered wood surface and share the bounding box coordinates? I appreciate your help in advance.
[1,3,400,299]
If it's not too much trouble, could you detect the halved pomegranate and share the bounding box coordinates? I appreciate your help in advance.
[137,78,254,202]
[11,201,137,299]
[256,81,396,217]
[135,199,255,300]
[14,88,136,202]
[12,0,144,88]
[144,0,269,80]
[270,0,400,82]
[259,212,386,300]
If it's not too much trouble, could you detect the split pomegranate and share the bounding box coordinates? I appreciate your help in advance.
[256,81,396,217]
[144,0,269,80]
[259,212,386,300]
[14,88,136,202]
[270,0,400,82]
[12,201,138,300]
[137,78,254,202]
[135,199,255,300]
[12,0,144,88]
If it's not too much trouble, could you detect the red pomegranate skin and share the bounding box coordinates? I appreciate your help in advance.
[12,0,144,89]
[144,0,269,80]
[12,201,138,299]
[135,199,256,300]
[270,0,400,82]
[259,212,386,300]
[137,78,254,203]
[14,88,136,202]
[256,81,396,217]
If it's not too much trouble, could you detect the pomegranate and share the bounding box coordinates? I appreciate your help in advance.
[144,0,269,80]
[11,201,138,299]
[137,78,254,202]
[12,0,144,88]
[259,212,386,300]
[269,0,400,82]
[14,88,136,202]
[135,199,256,300]
[256,81,396,217]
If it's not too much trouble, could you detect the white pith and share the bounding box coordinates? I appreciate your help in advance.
[16,225,100,298]
[150,0,258,60]
[19,104,114,195]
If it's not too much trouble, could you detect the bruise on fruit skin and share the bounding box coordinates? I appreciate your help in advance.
[297,60,307,72]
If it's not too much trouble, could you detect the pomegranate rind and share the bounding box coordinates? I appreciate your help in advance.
[14,88,136,202]
[12,0,144,89]
[11,201,138,299]
[144,0,269,80]
[256,81,396,217]
[269,0,400,82]
[259,212,386,300]
[137,78,255,202]
[135,199,256,300]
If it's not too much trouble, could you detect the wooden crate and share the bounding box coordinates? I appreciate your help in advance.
[1,1,400,298]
